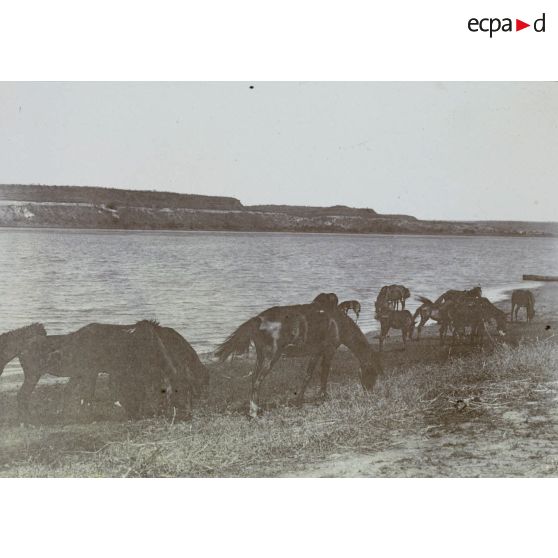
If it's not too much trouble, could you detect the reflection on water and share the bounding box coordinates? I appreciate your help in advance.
[1,229,556,369]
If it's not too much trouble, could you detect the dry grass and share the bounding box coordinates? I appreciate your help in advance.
[1,337,556,477]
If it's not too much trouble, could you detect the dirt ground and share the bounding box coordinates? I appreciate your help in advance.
[0,284,556,477]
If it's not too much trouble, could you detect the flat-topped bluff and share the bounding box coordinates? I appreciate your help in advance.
[0,184,242,211]
[0,184,556,237]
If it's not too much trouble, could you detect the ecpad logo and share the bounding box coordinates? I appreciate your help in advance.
[468,13,546,37]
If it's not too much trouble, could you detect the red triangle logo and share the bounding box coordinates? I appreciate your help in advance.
[516,19,530,31]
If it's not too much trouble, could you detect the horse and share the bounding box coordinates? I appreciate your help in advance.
[312,292,339,311]
[511,289,535,323]
[0,323,47,376]
[412,296,448,342]
[444,298,485,346]
[445,297,507,346]
[16,320,204,423]
[434,286,482,305]
[374,305,415,351]
[376,284,410,311]
[338,300,361,321]
[215,298,382,418]
[94,323,210,418]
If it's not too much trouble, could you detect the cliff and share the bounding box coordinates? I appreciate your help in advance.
[0,184,555,237]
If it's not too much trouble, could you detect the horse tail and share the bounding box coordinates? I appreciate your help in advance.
[215,317,260,362]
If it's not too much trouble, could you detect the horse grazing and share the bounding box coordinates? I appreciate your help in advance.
[107,324,210,417]
[511,289,535,323]
[435,286,482,305]
[445,297,507,346]
[376,284,410,311]
[16,320,205,423]
[338,300,361,321]
[215,299,381,418]
[0,323,47,376]
[374,305,415,351]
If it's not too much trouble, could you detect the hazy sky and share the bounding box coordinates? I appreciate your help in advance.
[0,82,556,221]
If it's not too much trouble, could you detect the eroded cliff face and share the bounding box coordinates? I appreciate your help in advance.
[0,185,555,236]
[0,184,242,211]
[0,200,555,237]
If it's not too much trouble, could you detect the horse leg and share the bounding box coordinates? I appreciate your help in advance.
[249,349,280,418]
[296,354,322,405]
[510,304,515,322]
[318,349,335,400]
[78,373,98,419]
[61,376,81,416]
[406,323,414,347]
[439,323,446,345]
[17,372,41,425]
[108,374,124,408]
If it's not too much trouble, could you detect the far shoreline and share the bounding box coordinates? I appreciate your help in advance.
[0,225,556,240]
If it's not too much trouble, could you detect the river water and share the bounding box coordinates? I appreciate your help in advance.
[1,228,556,377]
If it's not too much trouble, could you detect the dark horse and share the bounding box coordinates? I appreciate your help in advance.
[511,289,535,323]
[434,286,482,305]
[14,320,208,423]
[312,292,339,311]
[374,306,415,351]
[445,296,507,346]
[215,295,382,418]
[97,323,209,418]
[376,285,410,311]
[413,287,482,342]
[413,295,458,342]
[338,300,361,321]
[0,323,47,376]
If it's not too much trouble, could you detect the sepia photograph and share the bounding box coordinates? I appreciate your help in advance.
[0,81,556,478]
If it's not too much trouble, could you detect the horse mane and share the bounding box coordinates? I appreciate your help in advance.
[0,322,46,340]
[134,319,160,328]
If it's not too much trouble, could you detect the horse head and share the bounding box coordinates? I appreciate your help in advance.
[359,348,382,391]
[470,286,482,298]
[312,292,339,311]
[375,304,393,321]
[0,323,47,371]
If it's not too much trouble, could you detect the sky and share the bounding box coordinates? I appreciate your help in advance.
[0,82,556,221]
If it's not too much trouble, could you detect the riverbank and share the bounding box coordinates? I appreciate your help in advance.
[0,284,556,477]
